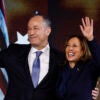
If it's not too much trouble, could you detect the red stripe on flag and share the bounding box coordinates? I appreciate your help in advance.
[0,0,6,19]
[0,69,6,95]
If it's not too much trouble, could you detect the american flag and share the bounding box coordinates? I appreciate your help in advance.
[0,0,9,99]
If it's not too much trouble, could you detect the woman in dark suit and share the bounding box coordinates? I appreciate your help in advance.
[57,17,100,100]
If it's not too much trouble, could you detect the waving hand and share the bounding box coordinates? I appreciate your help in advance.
[80,17,94,41]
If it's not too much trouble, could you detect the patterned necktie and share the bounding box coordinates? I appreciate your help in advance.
[32,51,42,88]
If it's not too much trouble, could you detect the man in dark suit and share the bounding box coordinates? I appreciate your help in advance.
[0,14,65,100]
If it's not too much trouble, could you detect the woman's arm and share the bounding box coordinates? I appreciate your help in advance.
[80,17,100,66]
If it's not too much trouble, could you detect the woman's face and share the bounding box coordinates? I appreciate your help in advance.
[65,37,83,64]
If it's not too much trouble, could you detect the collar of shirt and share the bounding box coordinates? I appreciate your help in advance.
[30,44,50,54]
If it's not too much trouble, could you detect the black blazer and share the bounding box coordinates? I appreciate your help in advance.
[56,39,100,100]
[0,44,65,100]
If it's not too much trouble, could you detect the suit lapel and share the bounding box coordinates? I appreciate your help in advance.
[37,47,57,88]
[23,45,34,87]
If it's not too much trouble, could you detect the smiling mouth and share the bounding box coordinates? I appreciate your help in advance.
[68,52,74,57]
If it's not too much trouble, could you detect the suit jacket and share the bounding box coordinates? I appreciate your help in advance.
[56,39,100,100]
[0,44,65,100]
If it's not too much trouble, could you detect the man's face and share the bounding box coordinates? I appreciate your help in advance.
[27,16,51,49]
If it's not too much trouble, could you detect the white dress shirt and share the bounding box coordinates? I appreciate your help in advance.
[28,44,50,84]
